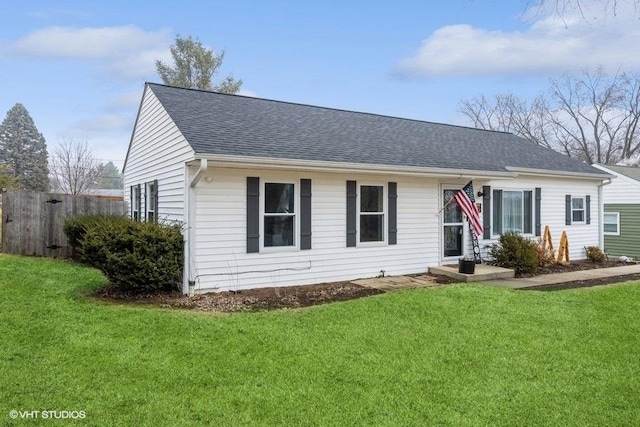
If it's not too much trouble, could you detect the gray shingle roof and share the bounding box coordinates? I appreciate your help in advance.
[148,83,604,176]
[598,164,640,181]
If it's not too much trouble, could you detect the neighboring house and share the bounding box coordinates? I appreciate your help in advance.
[88,189,125,199]
[592,164,640,259]
[123,83,612,294]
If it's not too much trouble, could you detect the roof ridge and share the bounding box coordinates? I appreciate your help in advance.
[146,82,516,137]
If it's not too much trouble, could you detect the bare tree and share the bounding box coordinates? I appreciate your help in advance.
[526,0,639,19]
[50,139,101,194]
[459,69,640,165]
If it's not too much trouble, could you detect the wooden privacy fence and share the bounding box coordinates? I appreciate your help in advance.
[1,189,126,258]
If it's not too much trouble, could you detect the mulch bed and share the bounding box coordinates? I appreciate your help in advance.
[96,282,384,313]
[94,259,639,312]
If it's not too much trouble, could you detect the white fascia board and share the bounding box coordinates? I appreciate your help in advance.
[191,154,517,179]
[505,166,614,180]
[592,164,640,186]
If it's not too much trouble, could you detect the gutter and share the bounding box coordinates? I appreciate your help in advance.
[506,166,614,180]
[192,154,517,179]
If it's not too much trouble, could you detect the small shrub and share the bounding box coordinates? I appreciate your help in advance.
[488,232,538,275]
[585,246,606,263]
[64,215,183,293]
[535,238,556,267]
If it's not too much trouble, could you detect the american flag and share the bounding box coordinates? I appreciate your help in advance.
[453,181,483,237]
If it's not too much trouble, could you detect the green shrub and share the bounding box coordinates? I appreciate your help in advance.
[64,215,183,293]
[63,215,131,266]
[488,232,539,275]
[585,246,606,263]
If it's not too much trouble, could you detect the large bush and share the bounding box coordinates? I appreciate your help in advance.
[488,232,539,276]
[64,215,183,293]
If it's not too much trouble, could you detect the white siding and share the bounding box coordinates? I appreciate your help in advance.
[591,165,640,204]
[190,169,604,292]
[123,87,194,223]
[191,168,439,292]
[474,176,601,261]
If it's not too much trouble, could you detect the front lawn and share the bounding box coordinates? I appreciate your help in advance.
[1,254,639,426]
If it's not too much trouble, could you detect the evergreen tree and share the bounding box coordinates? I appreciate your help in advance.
[0,103,50,191]
[0,164,19,189]
[94,161,123,189]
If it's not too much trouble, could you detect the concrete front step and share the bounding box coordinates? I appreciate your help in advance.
[429,264,515,282]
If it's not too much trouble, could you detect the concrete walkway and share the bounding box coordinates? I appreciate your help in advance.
[353,263,640,291]
[482,263,640,289]
[352,274,443,291]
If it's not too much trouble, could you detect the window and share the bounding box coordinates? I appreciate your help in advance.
[146,180,157,222]
[604,212,620,235]
[264,183,295,247]
[493,189,533,235]
[360,185,384,242]
[572,197,585,223]
[131,185,141,221]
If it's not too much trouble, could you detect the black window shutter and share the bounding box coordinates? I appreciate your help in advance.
[346,180,357,247]
[586,195,591,225]
[535,187,542,236]
[565,195,572,225]
[246,177,260,253]
[130,186,134,219]
[523,191,533,234]
[300,179,312,250]
[136,184,142,222]
[482,186,491,239]
[152,179,159,223]
[492,189,502,235]
[388,182,397,245]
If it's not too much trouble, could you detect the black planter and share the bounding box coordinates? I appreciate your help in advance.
[458,259,475,274]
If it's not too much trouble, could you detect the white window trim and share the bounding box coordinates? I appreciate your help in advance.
[571,196,586,224]
[132,185,141,221]
[603,212,620,236]
[146,181,156,221]
[358,183,386,246]
[492,188,534,237]
[260,180,299,252]
[442,185,466,261]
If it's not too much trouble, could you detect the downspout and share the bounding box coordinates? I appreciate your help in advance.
[598,178,612,249]
[190,158,208,188]
[185,158,208,296]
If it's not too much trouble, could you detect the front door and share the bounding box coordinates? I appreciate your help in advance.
[442,188,463,258]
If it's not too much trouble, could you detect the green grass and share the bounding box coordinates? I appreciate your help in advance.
[1,254,640,426]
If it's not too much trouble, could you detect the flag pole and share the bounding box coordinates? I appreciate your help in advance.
[437,197,456,214]
[436,178,476,215]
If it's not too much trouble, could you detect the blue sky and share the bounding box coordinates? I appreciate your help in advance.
[1,0,638,172]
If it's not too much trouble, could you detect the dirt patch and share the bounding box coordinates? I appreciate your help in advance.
[96,282,384,313]
[94,260,639,312]
[519,273,640,291]
[518,259,629,277]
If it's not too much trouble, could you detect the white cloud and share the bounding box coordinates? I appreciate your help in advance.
[10,25,171,79]
[398,0,640,77]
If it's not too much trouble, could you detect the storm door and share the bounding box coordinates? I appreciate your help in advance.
[442,188,463,258]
